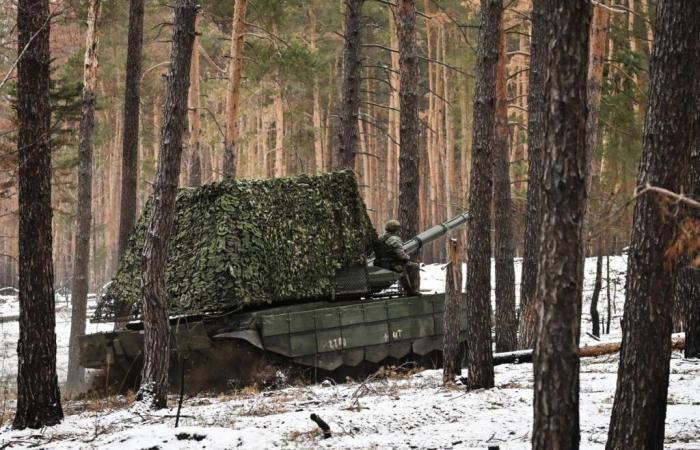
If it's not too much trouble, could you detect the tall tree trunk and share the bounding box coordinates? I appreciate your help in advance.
[685,78,700,358]
[138,0,198,410]
[606,2,700,448]
[310,10,324,174]
[115,0,144,328]
[396,0,420,241]
[518,0,547,350]
[13,0,64,429]
[590,240,603,338]
[583,3,609,250]
[464,0,501,390]
[66,0,101,394]
[387,10,401,219]
[493,19,517,353]
[273,78,285,178]
[336,0,364,170]
[222,0,247,179]
[117,0,144,258]
[532,2,590,447]
[188,15,201,186]
[442,238,463,384]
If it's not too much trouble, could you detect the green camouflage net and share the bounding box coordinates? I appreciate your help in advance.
[95,171,377,320]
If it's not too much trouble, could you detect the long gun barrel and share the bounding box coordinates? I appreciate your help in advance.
[401,211,471,255]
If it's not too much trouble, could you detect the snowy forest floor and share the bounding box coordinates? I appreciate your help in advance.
[0,256,699,449]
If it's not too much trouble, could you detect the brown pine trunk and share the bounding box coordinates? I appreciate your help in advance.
[222,0,247,179]
[584,3,609,248]
[396,0,420,241]
[464,0,501,391]
[336,0,364,171]
[137,0,198,410]
[387,10,400,219]
[493,20,517,353]
[606,2,700,448]
[66,0,101,394]
[442,238,462,384]
[532,2,590,447]
[187,15,201,186]
[117,0,144,259]
[518,0,547,350]
[115,0,144,328]
[273,78,285,178]
[13,0,64,429]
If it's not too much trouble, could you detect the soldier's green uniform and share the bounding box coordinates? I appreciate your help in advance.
[375,220,421,296]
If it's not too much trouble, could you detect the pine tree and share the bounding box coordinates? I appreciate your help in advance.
[465,0,501,390]
[13,0,64,429]
[532,1,591,447]
[137,0,198,409]
[396,0,420,240]
[607,1,700,447]
[66,0,101,394]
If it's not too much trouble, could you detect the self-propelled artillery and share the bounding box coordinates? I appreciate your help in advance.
[80,171,470,391]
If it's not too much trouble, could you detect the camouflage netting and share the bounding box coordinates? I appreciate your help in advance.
[95,170,377,320]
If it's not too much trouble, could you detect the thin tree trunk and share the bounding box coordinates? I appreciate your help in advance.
[493,19,517,353]
[532,2,590,447]
[387,10,400,218]
[274,78,285,178]
[117,0,144,259]
[443,238,462,384]
[606,2,700,448]
[397,0,420,241]
[464,0,501,391]
[583,3,609,251]
[115,0,144,328]
[518,0,547,350]
[13,0,64,429]
[66,0,101,394]
[336,0,364,170]
[222,0,247,179]
[606,240,612,334]
[591,240,603,338]
[137,0,198,410]
[187,15,201,186]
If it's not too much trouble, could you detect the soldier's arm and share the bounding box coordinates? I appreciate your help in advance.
[387,236,410,262]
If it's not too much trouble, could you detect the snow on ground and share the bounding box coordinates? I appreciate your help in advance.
[0,256,698,449]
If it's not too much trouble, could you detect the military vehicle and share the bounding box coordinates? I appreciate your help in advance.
[80,172,470,392]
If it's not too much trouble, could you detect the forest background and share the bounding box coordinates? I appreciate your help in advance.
[0,0,650,290]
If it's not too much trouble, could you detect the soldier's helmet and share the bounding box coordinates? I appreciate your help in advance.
[385,220,401,233]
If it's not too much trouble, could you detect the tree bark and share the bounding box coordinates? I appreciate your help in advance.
[443,238,462,384]
[684,74,700,358]
[518,0,547,350]
[66,0,101,395]
[138,0,198,410]
[493,18,517,353]
[336,0,364,171]
[273,77,285,178]
[464,0,501,391]
[396,0,420,242]
[13,0,64,429]
[115,0,144,328]
[222,0,247,179]
[606,2,700,448]
[387,10,400,218]
[590,240,603,338]
[117,0,144,259]
[532,1,590,448]
[187,15,201,187]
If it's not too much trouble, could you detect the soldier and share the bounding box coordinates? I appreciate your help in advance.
[375,220,421,296]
